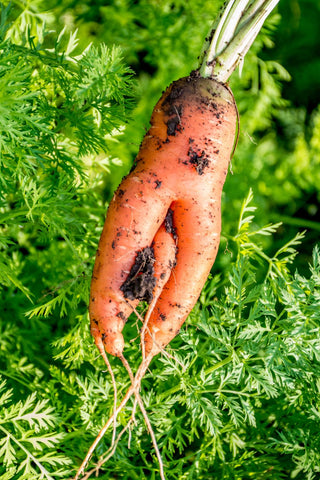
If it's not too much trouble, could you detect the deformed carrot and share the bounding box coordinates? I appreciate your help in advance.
[89,75,236,357]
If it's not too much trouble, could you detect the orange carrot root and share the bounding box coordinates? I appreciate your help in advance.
[90,73,236,359]
[79,0,283,474]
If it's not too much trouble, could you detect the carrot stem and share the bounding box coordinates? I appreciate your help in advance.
[199,0,280,81]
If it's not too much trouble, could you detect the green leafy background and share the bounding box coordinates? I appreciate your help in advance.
[0,0,320,479]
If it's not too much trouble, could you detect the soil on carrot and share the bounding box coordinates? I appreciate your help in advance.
[116,311,126,322]
[164,209,177,240]
[162,83,184,136]
[187,144,209,175]
[166,117,179,135]
[166,104,183,136]
[120,246,156,303]
[161,86,183,107]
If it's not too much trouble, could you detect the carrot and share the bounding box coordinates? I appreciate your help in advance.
[77,2,280,478]
[90,74,236,357]
[86,75,235,480]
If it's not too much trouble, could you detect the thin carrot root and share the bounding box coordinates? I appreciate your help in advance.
[127,396,138,449]
[79,399,138,480]
[120,355,166,480]
[94,337,118,446]
[73,349,152,480]
[73,378,136,480]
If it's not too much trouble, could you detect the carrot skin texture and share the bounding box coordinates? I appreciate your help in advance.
[90,74,237,357]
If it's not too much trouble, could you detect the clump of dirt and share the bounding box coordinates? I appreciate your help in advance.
[164,208,177,240]
[162,85,184,136]
[166,104,183,136]
[120,247,156,303]
[115,311,127,324]
[187,145,209,175]
[166,116,180,136]
[162,86,183,106]
[188,69,201,80]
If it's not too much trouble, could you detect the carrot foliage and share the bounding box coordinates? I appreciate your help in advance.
[1,1,320,479]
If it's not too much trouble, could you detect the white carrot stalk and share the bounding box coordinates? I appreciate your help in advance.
[199,0,280,81]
